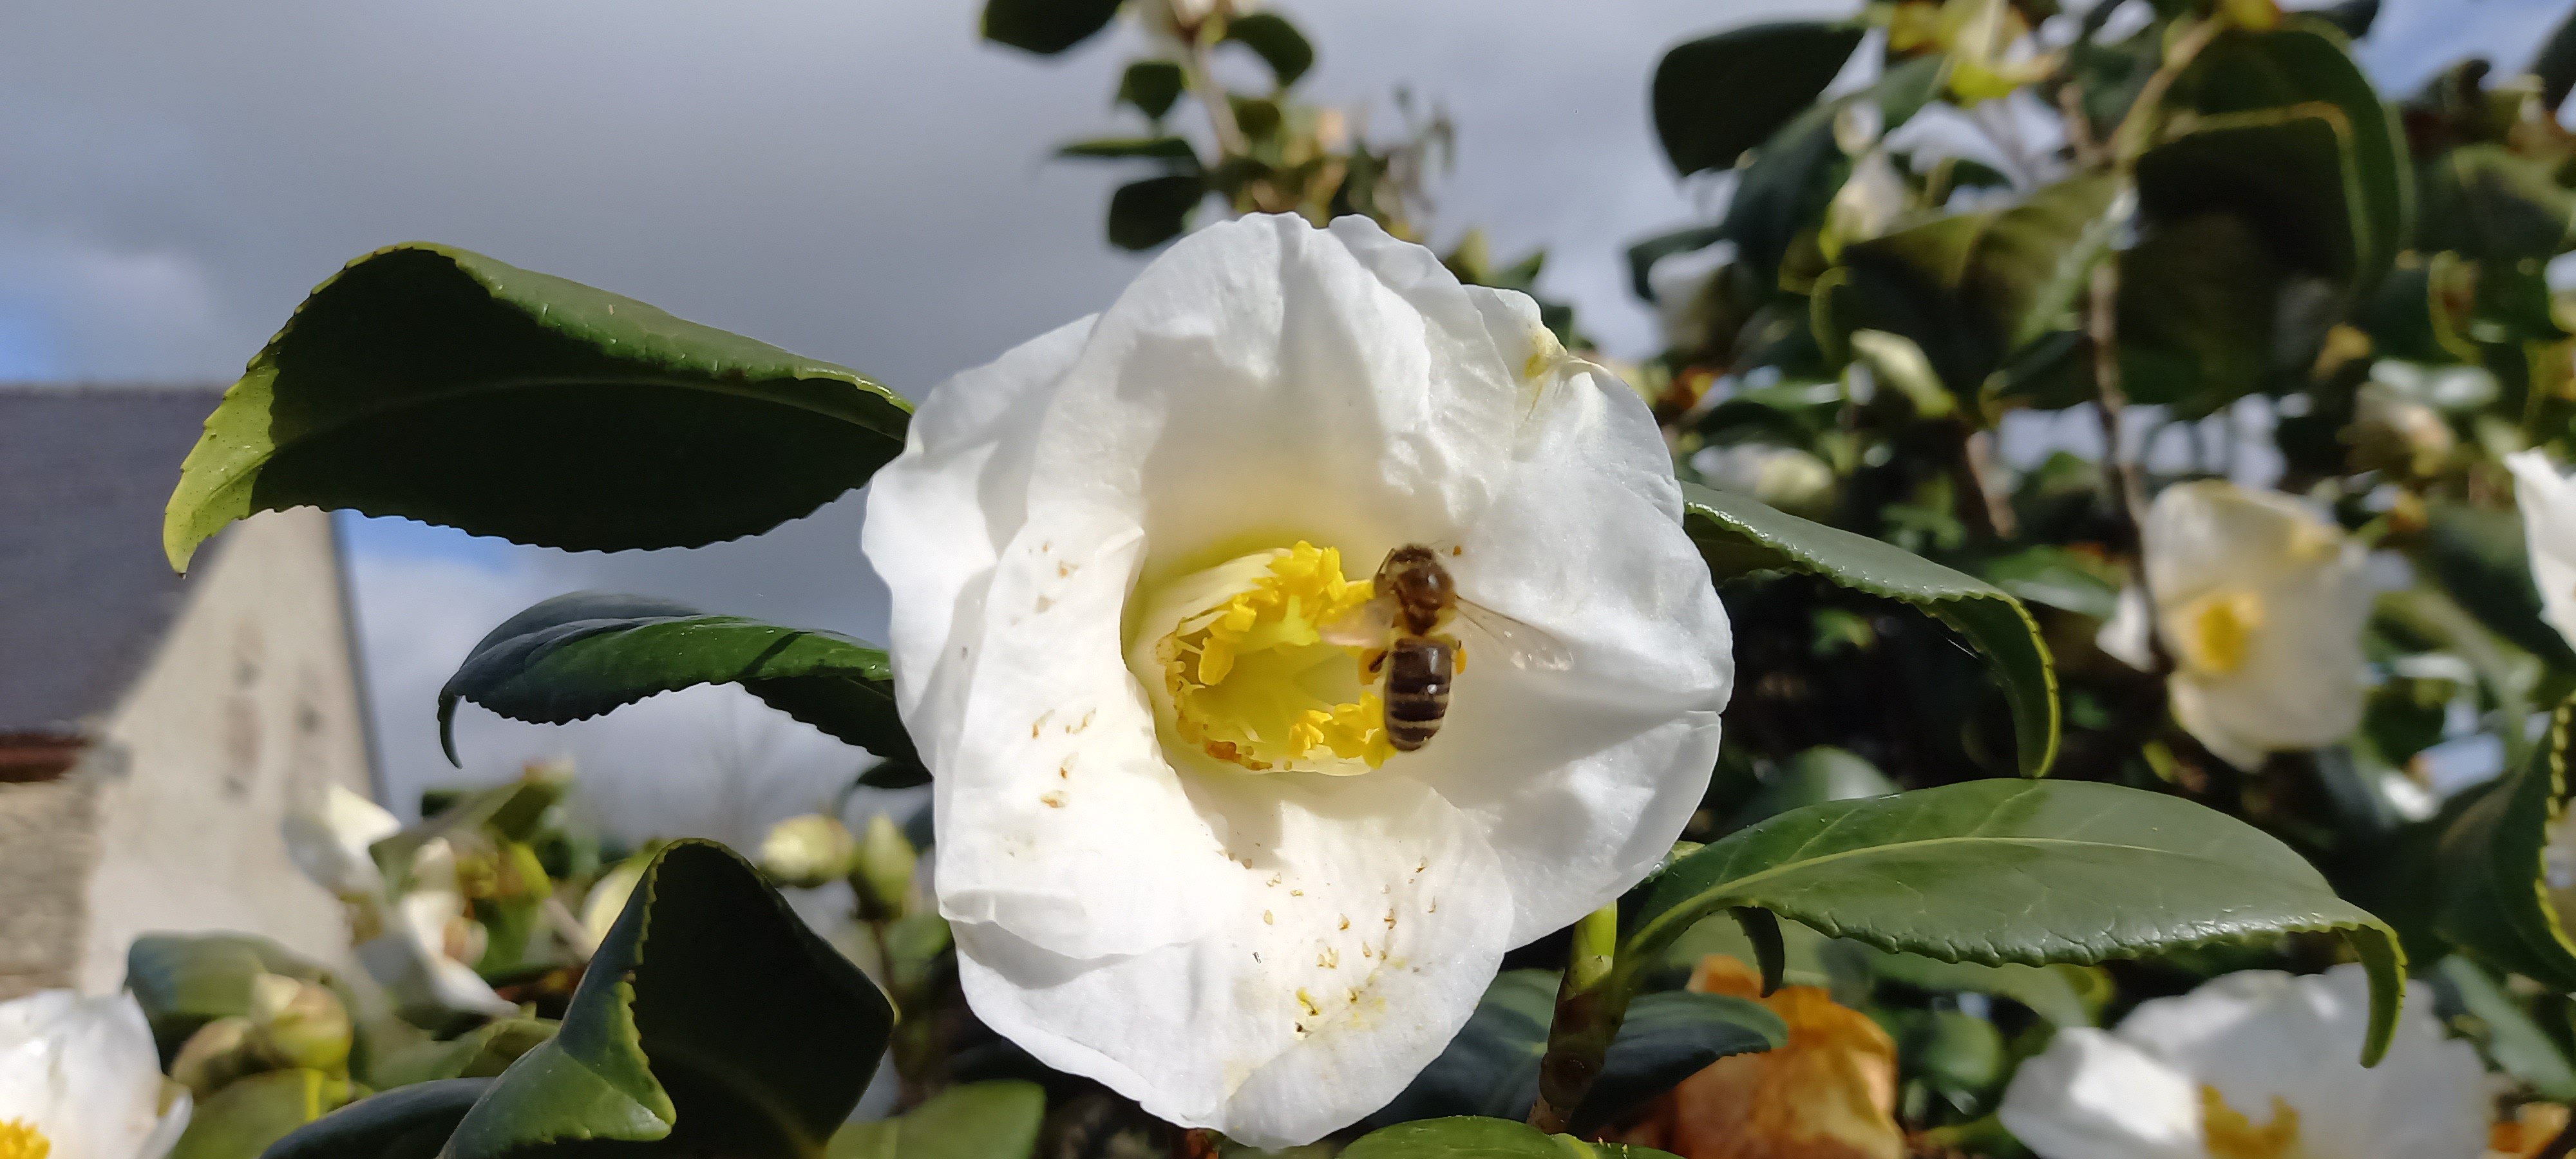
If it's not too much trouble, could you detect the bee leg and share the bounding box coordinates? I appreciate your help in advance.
[1361,648,1387,681]
[1443,635,1466,674]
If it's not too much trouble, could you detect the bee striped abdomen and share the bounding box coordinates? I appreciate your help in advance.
[1383,636,1455,751]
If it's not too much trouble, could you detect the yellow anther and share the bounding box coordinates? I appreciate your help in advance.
[1148,542,1393,773]
[2201,1086,2305,1159]
[0,1120,51,1159]
[2174,589,2266,676]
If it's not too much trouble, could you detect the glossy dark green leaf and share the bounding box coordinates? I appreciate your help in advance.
[442,840,895,1158]
[2435,702,2576,991]
[164,244,909,569]
[366,1018,555,1088]
[1116,61,1187,120]
[2538,4,2576,111]
[2435,955,2576,1101]
[2164,21,2410,288]
[1568,992,1786,1135]
[1624,780,2407,1064]
[1653,23,1866,176]
[1374,972,1780,1129]
[2116,211,2302,415]
[2311,0,2380,39]
[1058,137,1202,163]
[126,934,336,1064]
[2416,502,2576,669]
[1819,174,2121,396]
[1108,174,1207,250]
[2137,115,2364,286]
[1736,746,1897,825]
[1222,12,1313,86]
[2418,145,2576,261]
[980,0,1121,53]
[1624,225,1729,303]
[826,1081,1047,1159]
[261,1079,493,1159]
[1683,483,2059,777]
[1719,56,1945,284]
[1343,1117,1680,1159]
[173,1069,350,1159]
[436,592,911,769]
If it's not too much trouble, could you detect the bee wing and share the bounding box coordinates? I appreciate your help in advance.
[1451,599,1575,672]
[1318,594,1397,648]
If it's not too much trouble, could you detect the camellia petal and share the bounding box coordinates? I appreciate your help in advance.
[280,784,401,901]
[862,214,1730,1144]
[1999,965,2484,1159]
[2507,450,2576,652]
[0,990,191,1159]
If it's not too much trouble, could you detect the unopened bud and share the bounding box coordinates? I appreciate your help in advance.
[759,814,859,889]
[853,813,920,920]
[249,972,352,1076]
[170,1015,267,1098]
[2348,382,2454,478]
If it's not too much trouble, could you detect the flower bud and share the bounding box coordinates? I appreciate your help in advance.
[2347,382,2454,478]
[170,1015,268,1098]
[248,972,352,1076]
[759,814,862,889]
[853,813,920,920]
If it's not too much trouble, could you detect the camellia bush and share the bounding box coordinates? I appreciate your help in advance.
[24,0,2576,1155]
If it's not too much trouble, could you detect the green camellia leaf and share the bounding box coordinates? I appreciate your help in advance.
[1223,12,1314,86]
[826,1081,1048,1159]
[436,592,911,769]
[366,1018,556,1088]
[1683,482,2060,777]
[1116,61,1188,120]
[442,840,895,1158]
[1058,136,1203,164]
[261,1079,494,1159]
[2434,701,2576,991]
[1624,224,1730,303]
[164,244,909,569]
[2415,502,2576,670]
[2435,956,2576,1101]
[1850,947,2099,1028]
[1343,1117,1680,1159]
[980,0,1122,54]
[1624,780,2409,1064]
[1817,173,2121,397]
[1569,992,1786,1135]
[1108,174,1208,250]
[1653,23,1867,176]
[2418,146,2576,262]
[1374,972,1783,1129]
[1719,56,1946,286]
[172,1069,352,1159]
[2116,211,2300,416]
[1736,746,1897,825]
[2164,20,2410,287]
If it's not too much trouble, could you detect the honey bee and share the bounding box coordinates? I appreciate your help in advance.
[1321,544,1571,751]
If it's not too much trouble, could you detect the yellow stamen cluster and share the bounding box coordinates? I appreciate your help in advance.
[2174,589,2266,677]
[0,1120,50,1159]
[2202,1085,2305,1159]
[1155,542,1394,773]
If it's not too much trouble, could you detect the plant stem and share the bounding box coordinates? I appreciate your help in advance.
[1187,35,1245,160]
[1528,903,1625,1135]
[2088,259,2171,674]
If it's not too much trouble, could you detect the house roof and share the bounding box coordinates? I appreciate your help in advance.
[0,385,225,733]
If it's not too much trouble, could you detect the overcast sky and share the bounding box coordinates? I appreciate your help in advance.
[8,0,2564,842]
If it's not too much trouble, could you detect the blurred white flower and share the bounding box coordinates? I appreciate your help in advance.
[355,890,516,1025]
[0,991,189,1159]
[1692,443,1837,514]
[862,214,1730,1146]
[279,784,399,901]
[2098,481,2371,769]
[2506,450,2576,653]
[758,813,861,889]
[2000,965,2484,1159]
[581,856,649,949]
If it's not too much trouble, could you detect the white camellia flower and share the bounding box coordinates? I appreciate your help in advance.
[862,214,1732,1145]
[1999,965,2485,1159]
[0,990,190,1159]
[280,784,401,901]
[355,888,518,1024]
[2097,480,2371,769]
[2506,450,2576,652]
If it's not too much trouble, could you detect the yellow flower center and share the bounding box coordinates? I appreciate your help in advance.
[1132,541,1394,774]
[2202,1085,2306,1159]
[0,1120,50,1159]
[2173,589,2266,676]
